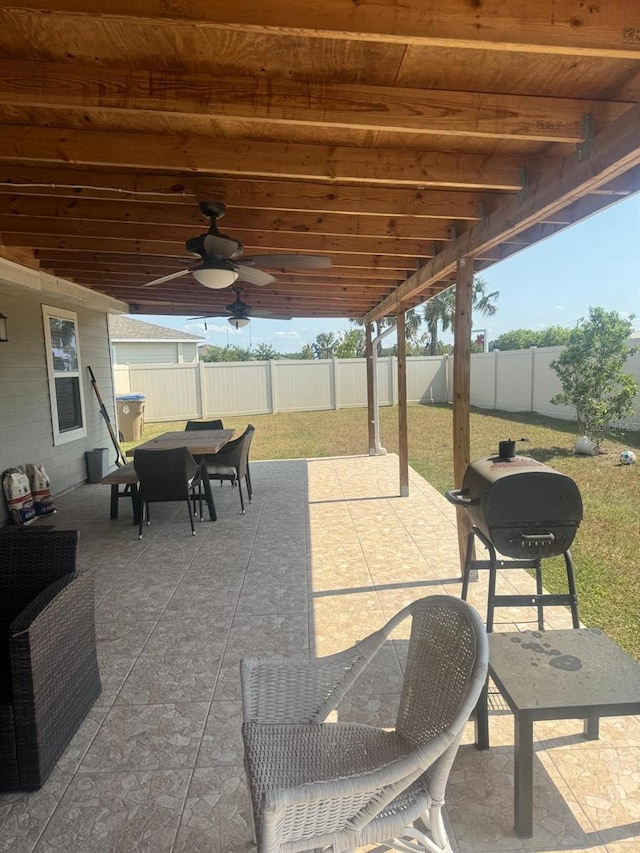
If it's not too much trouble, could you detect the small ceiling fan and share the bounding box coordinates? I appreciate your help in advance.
[143,201,331,290]
[190,287,291,329]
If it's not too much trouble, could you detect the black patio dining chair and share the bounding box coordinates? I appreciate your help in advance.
[202,423,255,514]
[0,529,101,791]
[184,419,224,431]
[133,446,204,539]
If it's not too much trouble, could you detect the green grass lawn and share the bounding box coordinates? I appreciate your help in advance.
[126,404,640,659]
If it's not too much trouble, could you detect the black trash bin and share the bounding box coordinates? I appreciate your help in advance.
[86,448,108,483]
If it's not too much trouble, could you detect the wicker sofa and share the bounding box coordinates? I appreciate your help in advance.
[0,529,101,791]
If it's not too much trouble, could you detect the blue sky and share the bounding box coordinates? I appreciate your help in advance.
[135,193,640,352]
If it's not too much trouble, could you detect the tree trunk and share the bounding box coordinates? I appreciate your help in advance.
[429,320,438,356]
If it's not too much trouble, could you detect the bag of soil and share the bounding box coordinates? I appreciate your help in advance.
[2,467,37,525]
[26,463,56,516]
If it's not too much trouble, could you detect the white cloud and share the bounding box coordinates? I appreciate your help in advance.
[182,321,209,334]
[273,330,301,340]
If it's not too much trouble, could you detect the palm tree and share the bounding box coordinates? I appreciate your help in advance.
[349,308,422,355]
[336,327,366,358]
[404,307,422,342]
[423,277,499,355]
[472,277,500,322]
[312,331,338,359]
[423,290,455,355]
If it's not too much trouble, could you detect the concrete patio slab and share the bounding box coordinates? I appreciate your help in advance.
[1,454,638,853]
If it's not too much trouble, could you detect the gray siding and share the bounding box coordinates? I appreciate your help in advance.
[113,341,198,364]
[0,282,116,525]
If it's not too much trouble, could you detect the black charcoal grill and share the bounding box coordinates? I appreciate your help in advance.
[445,443,582,630]
[446,453,583,559]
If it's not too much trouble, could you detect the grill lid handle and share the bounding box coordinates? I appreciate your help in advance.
[515,531,555,543]
[444,489,474,507]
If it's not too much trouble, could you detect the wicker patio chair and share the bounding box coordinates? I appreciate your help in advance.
[0,529,101,791]
[185,418,224,431]
[133,446,204,539]
[241,594,488,853]
[202,423,254,514]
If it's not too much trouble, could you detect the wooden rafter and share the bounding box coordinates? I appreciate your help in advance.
[0,2,636,324]
[366,102,640,322]
[0,59,629,143]
[5,2,640,58]
[0,125,528,189]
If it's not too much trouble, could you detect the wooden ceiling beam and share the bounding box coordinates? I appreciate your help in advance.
[590,170,640,195]
[0,168,488,219]
[366,102,640,322]
[0,245,40,269]
[35,258,404,286]
[0,195,455,240]
[0,125,527,190]
[50,271,397,290]
[33,248,421,271]
[204,230,444,258]
[223,182,487,220]
[0,217,445,257]
[2,233,191,257]
[85,281,390,301]
[264,268,401,281]
[7,2,640,58]
[128,303,351,319]
[32,256,403,279]
[73,294,383,316]
[0,60,625,143]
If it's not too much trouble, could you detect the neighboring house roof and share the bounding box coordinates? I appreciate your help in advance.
[109,315,204,342]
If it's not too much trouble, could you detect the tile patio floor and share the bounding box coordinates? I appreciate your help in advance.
[1,454,639,853]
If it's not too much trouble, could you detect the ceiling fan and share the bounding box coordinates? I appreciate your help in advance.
[190,287,291,329]
[143,201,331,290]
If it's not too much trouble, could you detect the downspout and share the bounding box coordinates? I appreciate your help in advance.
[371,323,397,455]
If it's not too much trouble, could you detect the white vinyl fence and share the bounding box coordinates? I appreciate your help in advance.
[114,347,640,430]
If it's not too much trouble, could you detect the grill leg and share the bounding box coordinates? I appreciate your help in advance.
[535,559,544,630]
[564,549,580,628]
[486,539,499,633]
[461,529,477,601]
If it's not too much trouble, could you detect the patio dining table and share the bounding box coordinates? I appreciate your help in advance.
[126,429,234,458]
[120,428,235,522]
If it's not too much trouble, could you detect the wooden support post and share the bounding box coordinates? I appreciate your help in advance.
[397,309,409,496]
[453,258,474,570]
[365,322,375,455]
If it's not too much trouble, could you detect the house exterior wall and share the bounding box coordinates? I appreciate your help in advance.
[112,341,199,365]
[0,281,117,525]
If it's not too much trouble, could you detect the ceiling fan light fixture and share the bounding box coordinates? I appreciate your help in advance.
[228,316,250,329]
[193,266,239,289]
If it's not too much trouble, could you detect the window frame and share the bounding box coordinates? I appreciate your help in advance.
[42,304,88,445]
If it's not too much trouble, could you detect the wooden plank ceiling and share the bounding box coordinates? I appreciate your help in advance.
[0,2,638,323]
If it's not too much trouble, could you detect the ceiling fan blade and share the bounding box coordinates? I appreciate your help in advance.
[203,233,243,259]
[142,268,191,287]
[251,311,292,320]
[235,265,276,286]
[241,254,331,270]
[187,313,227,320]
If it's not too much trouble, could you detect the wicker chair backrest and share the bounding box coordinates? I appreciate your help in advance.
[395,596,482,749]
[0,530,79,631]
[185,419,224,431]
[134,447,199,502]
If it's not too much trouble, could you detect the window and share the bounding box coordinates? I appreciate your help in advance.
[42,305,87,445]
